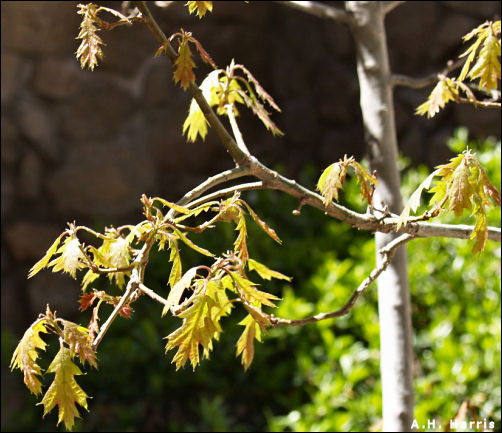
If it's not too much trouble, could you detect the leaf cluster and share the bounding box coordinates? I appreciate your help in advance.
[183,59,283,141]
[16,189,292,429]
[416,20,500,117]
[76,3,132,70]
[398,149,501,253]
[10,306,97,431]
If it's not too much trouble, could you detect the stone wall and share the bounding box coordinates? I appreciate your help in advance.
[1,1,501,333]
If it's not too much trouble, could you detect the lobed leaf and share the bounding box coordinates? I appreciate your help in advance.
[248,258,291,281]
[317,162,346,206]
[40,347,89,431]
[186,1,213,19]
[76,3,104,71]
[61,321,98,369]
[415,77,458,118]
[165,292,220,370]
[163,267,198,316]
[48,237,86,279]
[229,271,280,308]
[173,39,196,89]
[240,200,282,244]
[10,319,49,396]
[236,314,262,370]
[467,31,501,91]
[28,233,66,279]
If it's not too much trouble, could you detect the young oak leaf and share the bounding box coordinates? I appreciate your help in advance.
[234,212,249,265]
[168,239,183,290]
[28,233,66,279]
[229,272,280,308]
[448,158,474,216]
[467,30,501,91]
[240,200,282,244]
[416,77,458,118]
[48,236,86,279]
[61,321,98,369]
[164,293,220,370]
[76,3,104,71]
[39,347,89,431]
[182,70,221,142]
[471,201,488,254]
[162,266,198,316]
[236,314,262,370]
[351,160,378,205]
[317,162,346,206]
[10,319,49,396]
[248,258,291,282]
[186,1,213,19]
[173,39,196,89]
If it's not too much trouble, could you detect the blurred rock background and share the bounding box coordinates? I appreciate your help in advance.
[1,2,500,428]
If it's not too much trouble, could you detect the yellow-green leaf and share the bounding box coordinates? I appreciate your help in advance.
[317,162,346,206]
[165,293,219,370]
[248,258,291,281]
[186,1,213,18]
[163,267,198,316]
[416,78,458,118]
[48,237,86,279]
[468,32,501,91]
[173,39,196,89]
[236,314,262,370]
[28,234,65,279]
[230,272,280,308]
[76,3,104,71]
[10,319,49,396]
[40,347,89,431]
[61,321,98,369]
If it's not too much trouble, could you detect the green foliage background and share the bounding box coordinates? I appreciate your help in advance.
[2,129,500,432]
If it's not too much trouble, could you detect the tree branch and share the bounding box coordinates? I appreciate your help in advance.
[270,233,415,327]
[381,1,406,15]
[275,1,353,24]
[135,1,501,245]
[134,1,251,166]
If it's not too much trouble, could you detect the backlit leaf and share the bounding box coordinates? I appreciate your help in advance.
[28,234,65,279]
[186,1,213,19]
[248,258,291,281]
[236,314,262,370]
[40,347,89,431]
[317,162,346,206]
[10,319,49,396]
[416,77,458,118]
[163,266,198,316]
[229,272,280,308]
[76,3,104,71]
[173,39,196,89]
[165,292,220,370]
[61,321,97,369]
[48,237,86,279]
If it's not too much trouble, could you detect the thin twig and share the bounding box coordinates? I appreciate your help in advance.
[164,166,254,221]
[270,233,415,327]
[184,182,264,210]
[134,1,501,244]
[91,271,137,350]
[138,282,169,307]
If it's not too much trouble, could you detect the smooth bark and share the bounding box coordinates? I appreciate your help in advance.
[346,2,414,430]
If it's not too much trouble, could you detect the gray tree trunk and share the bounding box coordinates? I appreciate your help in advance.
[345,2,414,430]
